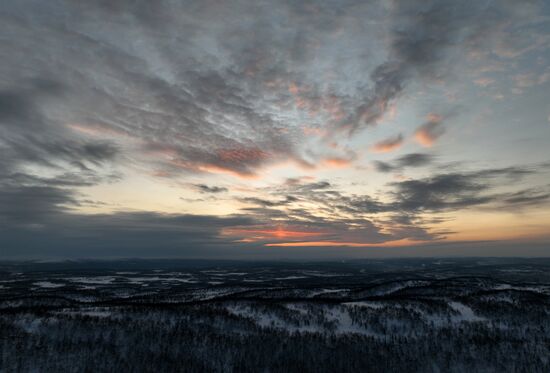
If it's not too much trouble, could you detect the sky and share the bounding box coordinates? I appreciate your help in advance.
[1,0,550,259]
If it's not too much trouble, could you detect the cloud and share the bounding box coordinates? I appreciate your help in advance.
[243,165,550,246]
[0,176,257,257]
[513,70,550,89]
[206,165,549,245]
[240,195,298,208]
[374,153,434,173]
[373,161,395,173]
[275,167,544,217]
[1,160,548,257]
[0,1,548,257]
[396,153,434,168]
[319,156,355,169]
[0,79,121,189]
[0,79,64,126]
[340,0,545,135]
[0,210,256,258]
[342,1,469,134]
[371,134,404,153]
[474,77,495,87]
[0,184,75,227]
[389,167,540,212]
[391,173,489,211]
[0,0,542,180]
[192,184,228,194]
[414,114,446,147]
[0,8,305,179]
[501,189,550,206]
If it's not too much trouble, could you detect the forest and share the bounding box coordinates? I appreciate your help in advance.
[1,258,549,372]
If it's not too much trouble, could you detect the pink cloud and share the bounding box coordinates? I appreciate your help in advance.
[414,113,445,147]
[67,123,130,138]
[370,134,404,153]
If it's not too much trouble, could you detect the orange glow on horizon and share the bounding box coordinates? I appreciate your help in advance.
[265,238,433,247]
[224,226,324,241]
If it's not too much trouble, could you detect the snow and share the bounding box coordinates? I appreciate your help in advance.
[79,311,112,317]
[274,276,307,280]
[67,276,117,284]
[284,303,309,315]
[226,304,319,333]
[126,276,198,284]
[324,306,379,336]
[79,285,97,290]
[498,269,539,273]
[226,303,382,337]
[344,301,386,309]
[33,281,65,288]
[370,280,430,296]
[494,284,547,293]
[162,272,192,276]
[300,271,347,277]
[16,319,44,334]
[189,287,249,301]
[309,288,348,296]
[58,310,112,318]
[448,302,484,322]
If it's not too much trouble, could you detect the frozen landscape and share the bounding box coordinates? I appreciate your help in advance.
[1,258,549,372]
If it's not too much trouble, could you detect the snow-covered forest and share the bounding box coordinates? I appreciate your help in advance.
[1,258,549,372]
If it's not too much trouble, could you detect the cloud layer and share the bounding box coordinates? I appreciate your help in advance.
[1,0,549,258]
